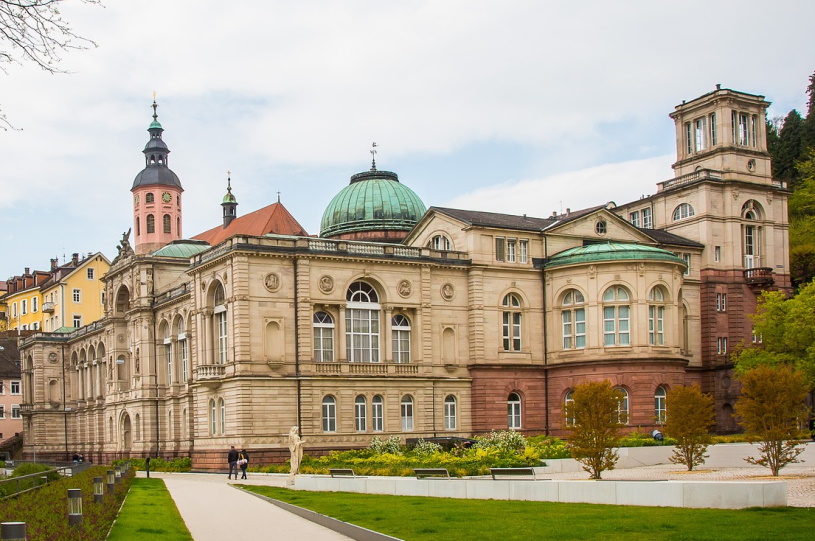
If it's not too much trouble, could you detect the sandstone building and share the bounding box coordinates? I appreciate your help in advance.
[19,87,790,467]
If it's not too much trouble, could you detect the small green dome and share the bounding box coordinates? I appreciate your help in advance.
[149,120,163,130]
[545,242,686,269]
[320,170,426,238]
[222,190,237,204]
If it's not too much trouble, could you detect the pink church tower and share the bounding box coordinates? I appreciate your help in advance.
[131,98,184,254]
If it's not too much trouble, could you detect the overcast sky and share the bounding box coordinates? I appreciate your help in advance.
[1,0,814,280]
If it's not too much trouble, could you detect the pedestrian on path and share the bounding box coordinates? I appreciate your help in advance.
[227,446,239,479]
[239,449,249,479]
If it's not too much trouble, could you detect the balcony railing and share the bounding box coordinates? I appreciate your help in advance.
[196,364,226,380]
[744,267,774,285]
[42,302,55,313]
[19,404,33,415]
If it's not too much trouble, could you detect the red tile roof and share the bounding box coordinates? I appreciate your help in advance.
[192,202,309,246]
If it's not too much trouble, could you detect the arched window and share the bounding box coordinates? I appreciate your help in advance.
[742,201,763,268]
[209,399,217,435]
[561,289,586,349]
[136,217,140,236]
[146,214,155,233]
[427,234,452,251]
[176,316,188,381]
[213,283,228,364]
[602,286,630,346]
[354,395,367,432]
[615,387,629,425]
[564,390,574,427]
[218,397,225,435]
[672,203,695,221]
[507,392,522,429]
[163,214,171,234]
[346,282,380,363]
[400,395,414,431]
[146,192,154,203]
[313,312,335,362]
[648,287,666,346]
[655,386,667,424]
[161,322,173,385]
[392,314,411,363]
[372,395,384,431]
[501,293,522,351]
[322,396,337,432]
[444,395,457,430]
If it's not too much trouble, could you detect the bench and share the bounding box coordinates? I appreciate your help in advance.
[329,468,356,478]
[414,468,451,479]
[490,467,537,480]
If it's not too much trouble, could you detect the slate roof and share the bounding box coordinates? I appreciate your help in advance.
[193,202,309,246]
[639,228,704,248]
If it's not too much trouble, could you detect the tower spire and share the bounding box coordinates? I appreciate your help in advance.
[370,142,377,171]
[222,170,238,228]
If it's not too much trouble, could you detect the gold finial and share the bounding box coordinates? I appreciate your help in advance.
[153,90,157,101]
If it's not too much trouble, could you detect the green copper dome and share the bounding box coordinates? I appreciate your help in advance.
[320,170,426,238]
[545,242,686,269]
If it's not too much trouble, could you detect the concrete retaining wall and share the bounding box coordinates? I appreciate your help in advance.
[294,475,787,509]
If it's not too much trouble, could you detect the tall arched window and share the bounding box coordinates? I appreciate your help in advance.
[648,287,666,346]
[392,314,411,363]
[213,283,228,364]
[161,322,173,385]
[346,282,380,363]
[615,387,629,425]
[218,397,225,435]
[322,396,337,432]
[372,395,384,431]
[427,234,452,251]
[672,203,695,221]
[146,214,155,233]
[400,395,414,431]
[163,214,172,234]
[563,390,574,427]
[176,316,188,381]
[313,312,335,362]
[444,395,457,430]
[354,395,367,431]
[603,286,630,346]
[655,386,667,424]
[502,293,522,351]
[561,289,586,349]
[742,200,763,268]
[209,399,217,435]
[507,392,522,429]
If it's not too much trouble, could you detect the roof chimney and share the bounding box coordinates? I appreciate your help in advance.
[24,267,30,275]
[72,253,79,266]
[566,208,571,215]
[51,258,58,270]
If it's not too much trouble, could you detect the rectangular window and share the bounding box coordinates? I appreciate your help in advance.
[506,239,517,262]
[629,211,640,227]
[649,306,664,345]
[444,399,457,430]
[372,399,384,432]
[72,289,81,303]
[346,308,380,363]
[180,337,188,381]
[685,122,692,154]
[694,117,706,151]
[752,328,763,344]
[355,401,367,432]
[731,110,737,144]
[519,240,528,263]
[738,113,749,146]
[11,381,21,395]
[717,337,728,355]
[495,237,505,261]
[12,303,17,318]
[11,405,20,419]
[72,315,82,328]
[32,297,38,312]
[642,208,652,229]
[21,300,27,315]
[751,115,758,147]
[216,311,228,364]
[0,405,4,419]
[562,311,572,349]
[322,401,336,432]
[87,268,95,280]
[502,312,522,351]
[682,253,691,276]
[710,112,717,145]
[0,381,4,394]
[714,245,721,262]
[717,293,727,312]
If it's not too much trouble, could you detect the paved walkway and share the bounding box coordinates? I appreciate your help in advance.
[145,472,354,541]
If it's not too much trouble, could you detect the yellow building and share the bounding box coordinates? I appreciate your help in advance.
[2,254,110,332]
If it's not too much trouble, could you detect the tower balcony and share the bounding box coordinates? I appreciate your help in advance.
[744,267,774,286]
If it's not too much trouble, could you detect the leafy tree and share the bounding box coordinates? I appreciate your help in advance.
[734,364,810,476]
[1,0,100,129]
[662,386,715,471]
[788,150,815,285]
[775,110,806,189]
[565,380,624,479]
[733,280,815,385]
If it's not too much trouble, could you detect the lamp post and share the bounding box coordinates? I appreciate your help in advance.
[67,489,82,526]
[93,477,104,503]
[114,466,122,483]
[0,522,27,541]
[106,470,115,494]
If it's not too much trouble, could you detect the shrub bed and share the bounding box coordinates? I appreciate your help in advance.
[115,457,192,472]
[0,465,133,541]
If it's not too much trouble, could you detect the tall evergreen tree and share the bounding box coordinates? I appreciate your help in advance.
[804,70,815,152]
[776,110,805,189]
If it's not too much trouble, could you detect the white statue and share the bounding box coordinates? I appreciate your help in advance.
[287,426,304,485]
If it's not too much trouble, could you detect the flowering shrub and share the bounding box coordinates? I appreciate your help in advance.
[369,435,403,455]
[412,439,443,456]
[473,430,527,452]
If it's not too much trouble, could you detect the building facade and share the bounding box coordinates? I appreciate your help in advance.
[19,87,789,467]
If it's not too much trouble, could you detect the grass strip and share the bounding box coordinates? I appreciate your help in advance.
[241,485,815,541]
[107,478,192,541]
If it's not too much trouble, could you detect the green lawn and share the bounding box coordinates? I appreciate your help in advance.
[107,478,192,541]
[241,486,815,541]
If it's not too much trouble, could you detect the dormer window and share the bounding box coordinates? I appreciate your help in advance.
[427,235,452,251]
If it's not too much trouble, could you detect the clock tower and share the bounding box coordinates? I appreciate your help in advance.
[131,98,184,254]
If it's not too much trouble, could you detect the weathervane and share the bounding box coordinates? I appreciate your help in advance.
[227,170,232,192]
[152,90,158,121]
[370,142,377,171]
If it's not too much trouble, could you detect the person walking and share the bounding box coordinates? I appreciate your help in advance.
[239,449,249,479]
[227,446,239,479]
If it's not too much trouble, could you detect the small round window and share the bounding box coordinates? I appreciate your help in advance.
[747,159,756,172]
[595,221,607,235]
